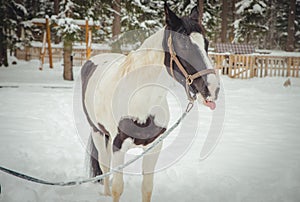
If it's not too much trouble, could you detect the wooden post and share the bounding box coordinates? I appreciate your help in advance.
[249,56,254,78]
[228,54,234,77]
[265,57,268,77]
[260,57,263,77]
[245,55,249,79]
[235,55,238,78]
[270,58,275,76]
[287,57,291,77]
[296,58,300,77]
[281,59,285,77]
[87,30,92,59]
[45,16,53,68]
[39,32,47,70]
[85,18,89,59]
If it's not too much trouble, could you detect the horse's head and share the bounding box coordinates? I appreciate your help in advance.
[163,5,220,110]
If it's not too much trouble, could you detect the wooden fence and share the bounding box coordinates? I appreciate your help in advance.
[16,46,300,79]
[16,46,110,66]
[209,53,300,79]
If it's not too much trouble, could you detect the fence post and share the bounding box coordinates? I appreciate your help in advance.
[250,56,255,78]
[85,18,89,60]
[296,58,300,77]
[45,16,53,68]
[228,54,233,77]
[287,57,291,77]
[264,57,268,77]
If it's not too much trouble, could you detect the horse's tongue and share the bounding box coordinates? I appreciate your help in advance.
[204,101,216,110]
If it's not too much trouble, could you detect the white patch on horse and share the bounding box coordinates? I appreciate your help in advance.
[189,32,213,70]
[190,32,219,101]
[85,29,169,140]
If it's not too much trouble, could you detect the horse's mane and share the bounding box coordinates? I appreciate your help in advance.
[120,29,165,76]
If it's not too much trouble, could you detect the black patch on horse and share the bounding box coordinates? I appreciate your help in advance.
[81,60,98,132]
[113,115,166,152]
[81,60,111,147]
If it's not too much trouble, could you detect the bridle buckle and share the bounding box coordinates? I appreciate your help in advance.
[186,76,193,85]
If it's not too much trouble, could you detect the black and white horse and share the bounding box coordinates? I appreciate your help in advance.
[81,4,220,202]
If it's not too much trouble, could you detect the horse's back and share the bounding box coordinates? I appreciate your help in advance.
[81,53,126,132]
[81,53,125,80]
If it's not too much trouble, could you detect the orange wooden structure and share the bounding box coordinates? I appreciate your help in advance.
[31,17,100,69]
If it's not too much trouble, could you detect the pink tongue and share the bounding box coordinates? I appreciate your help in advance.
[204,101,216,110]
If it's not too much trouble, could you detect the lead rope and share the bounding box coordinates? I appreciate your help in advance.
[0,101,194,187]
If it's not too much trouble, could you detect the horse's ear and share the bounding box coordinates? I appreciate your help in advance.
[164,4,181,29]
[190,6,200,23]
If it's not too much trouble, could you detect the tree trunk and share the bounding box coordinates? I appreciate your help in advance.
[221,0,228,43]
[54,0,59,14]
[54,0,60,44]
[0,31,8,67]
[112,0,121,53]
[266,0,276,49]
[63,39,73,81]
[286,0,296,51]
[229,0,236,42]
[197,0,204,22]
[112,0,121,37]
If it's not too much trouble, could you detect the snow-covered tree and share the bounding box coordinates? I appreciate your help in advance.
[0,0,27,66]
[295,0,300,51]
[202,0,221,44]
[234,0,268,47]
[54,0,81,80]
[286,0,296,51]
[275,0,290,49]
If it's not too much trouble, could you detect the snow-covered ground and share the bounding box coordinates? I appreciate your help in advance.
[0,58,300,202]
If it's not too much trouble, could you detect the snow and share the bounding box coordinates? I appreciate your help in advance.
[1,57,300,202]
[57,18,81,35]
[13,1,28,15]
[236,0,252,15]
[32,18,99,27]
[236,0,266,15]
[252,4,263,14]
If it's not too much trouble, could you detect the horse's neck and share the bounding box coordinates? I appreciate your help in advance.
[120,29,165,76]
[116,29,171,124]
[139,28,165,50]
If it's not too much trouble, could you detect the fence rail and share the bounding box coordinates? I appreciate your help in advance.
[16,46,110,66]
[209,53,300,79]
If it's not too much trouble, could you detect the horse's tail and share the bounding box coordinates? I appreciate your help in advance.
[88,136,103,181]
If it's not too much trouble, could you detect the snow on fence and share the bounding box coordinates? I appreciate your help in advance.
[210,53,300,79]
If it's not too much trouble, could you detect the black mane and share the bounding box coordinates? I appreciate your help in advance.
[180,16,204,36]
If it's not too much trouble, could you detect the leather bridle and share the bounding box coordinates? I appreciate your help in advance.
[167,34,216,101]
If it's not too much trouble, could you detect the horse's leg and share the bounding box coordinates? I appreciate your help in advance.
[111,149,126,202]
[92,131,111,196]
[142,142,163,202]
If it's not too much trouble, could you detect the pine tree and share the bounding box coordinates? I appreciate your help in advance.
[264,0,277,49]
[295,0,300,51]
[0,0,27,66]
[221,0,228,43]
[275,0,290,49]
[286,0,296,51]
[55,0,81,80]
[202,0,221,44]
[234,0,268,47]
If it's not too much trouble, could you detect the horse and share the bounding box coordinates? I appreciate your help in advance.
[80,4,220,202]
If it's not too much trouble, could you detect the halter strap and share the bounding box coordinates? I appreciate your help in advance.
[167,34,216,101]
